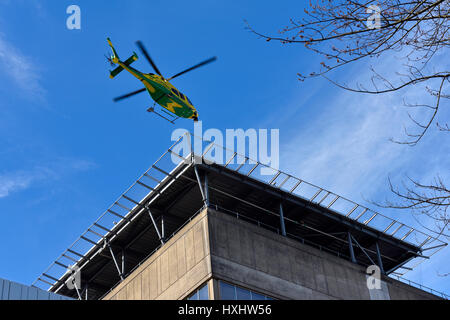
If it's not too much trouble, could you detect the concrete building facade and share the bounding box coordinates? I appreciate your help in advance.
[102,208,439,300]
[34,135,447,300]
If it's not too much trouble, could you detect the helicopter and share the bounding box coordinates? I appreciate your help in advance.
[106,37,216,123]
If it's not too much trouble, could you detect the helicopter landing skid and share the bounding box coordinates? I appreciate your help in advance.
[146,105,179,124]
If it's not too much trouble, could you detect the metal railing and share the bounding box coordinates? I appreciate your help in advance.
[391,275,449,300]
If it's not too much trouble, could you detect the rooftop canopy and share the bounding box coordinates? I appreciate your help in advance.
[33,132,448,300]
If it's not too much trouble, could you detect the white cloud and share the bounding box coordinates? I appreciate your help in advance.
[0,34,46,100]
[0,159,95,199]
[282,92,409,200]
[0,171,34,198]
[279,54,450,205]
[277,54,450,290]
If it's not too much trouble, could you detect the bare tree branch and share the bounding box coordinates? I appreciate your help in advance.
[375,175,450,239]
[247,0,449,144]
[248,1,450,248]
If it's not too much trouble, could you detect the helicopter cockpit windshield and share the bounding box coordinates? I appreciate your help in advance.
[170,88,193,105]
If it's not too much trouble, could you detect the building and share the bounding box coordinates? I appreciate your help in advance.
[33,133,448,300]
[0,277,72,300]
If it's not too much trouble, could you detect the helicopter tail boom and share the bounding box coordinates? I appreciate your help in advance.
[107,37,138,79]
[107,37,120,62]
[109,52,138,79]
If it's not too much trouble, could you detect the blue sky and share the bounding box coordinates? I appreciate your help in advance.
[0,1,448,295]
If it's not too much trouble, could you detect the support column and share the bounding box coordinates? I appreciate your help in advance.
[204,173,209,207]
[350,234,376,266]
[279,203,286,236]
[121,249,125,276]
[73,282,82,300]
[161,214,165,242]
[107,243,124,280]
[209,278,220,300]
[146,206,164,245]
[348,232,357,264]
[194,165,207,205]
[375,241,385,274]
[85,283,89,300]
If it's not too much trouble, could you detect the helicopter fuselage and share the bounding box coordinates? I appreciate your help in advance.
[116,60,198,120]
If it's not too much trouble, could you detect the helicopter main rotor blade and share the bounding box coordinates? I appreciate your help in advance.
[113,88,147,102]
[136,40,163,78]
[167,56,217,81]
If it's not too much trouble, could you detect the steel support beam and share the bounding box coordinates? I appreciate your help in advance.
[375,241,385,274]
[279,203,286,236]
[407,251,430,259]
[121,250,125,275]
[398,266,413,271]
[348,232,357,264]
[386,256,415,275]
[73,281,82,300]
[194,165,207,205]
[37,278,53,286]
[80,283,88,301]
[421,243,448,251]
[116,210,178,255]
[161,214,165,241]
[204,173,209,206]
[350,234,377,266]
[146,206,164,245]
[107,243,124,280]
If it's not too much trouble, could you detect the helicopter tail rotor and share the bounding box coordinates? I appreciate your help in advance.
[105,54,115,67]
[107,37,120,63]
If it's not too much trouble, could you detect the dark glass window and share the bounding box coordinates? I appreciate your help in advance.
[250,292,265,300]
[171,88,180,97]
[179,92,186,100]
[187,293,197,300]
[187,282,209,300]
[236,287,251,300]
[219,281,274,300]
[219,281,236,300]
[198,284,208,300]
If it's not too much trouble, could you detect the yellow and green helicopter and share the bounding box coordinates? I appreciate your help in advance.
[106,37,216,123]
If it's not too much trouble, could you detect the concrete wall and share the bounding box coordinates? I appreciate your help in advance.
[102,208,440,300]
[387,278,442,300]
[207,209,440,300]
[103,209,212,300]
